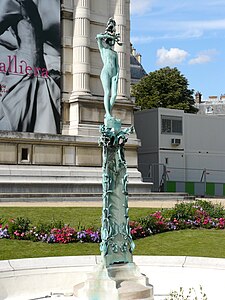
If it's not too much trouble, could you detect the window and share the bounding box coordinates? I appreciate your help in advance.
[21,148,28,161]
[161,115,182,134]
[18,144,31,164]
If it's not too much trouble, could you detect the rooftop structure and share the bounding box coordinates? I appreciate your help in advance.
[195,92,225,116]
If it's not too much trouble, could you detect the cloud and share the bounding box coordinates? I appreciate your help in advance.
[181,19,225,31]
[131,29,203,45]
[161,29,203,40]
[131,35,154,44]
[156,47,189,66]
[189,49,218,65]
[130,0,154,15]
[189,55,211,65]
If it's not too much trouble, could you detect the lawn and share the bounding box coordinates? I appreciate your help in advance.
[1,206,225,261]
[1,229,225,260]
[0,207,156,228]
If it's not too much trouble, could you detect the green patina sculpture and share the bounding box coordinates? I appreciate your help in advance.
[97,19,135,267]
[75,18,153,300]
[96,18,121,118]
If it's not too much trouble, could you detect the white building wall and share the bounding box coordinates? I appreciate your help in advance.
[135,107,225,193]
[159,150,185,181]
[184,114,225,183]
[158,108,225,184]
[184,114,225,153]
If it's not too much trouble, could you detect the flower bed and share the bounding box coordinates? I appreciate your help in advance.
[1,200,225,243]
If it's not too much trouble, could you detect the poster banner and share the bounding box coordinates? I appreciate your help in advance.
[0,0,61,134]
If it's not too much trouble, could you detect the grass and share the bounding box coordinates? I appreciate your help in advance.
[1,229,225,260]
[0,207,156,228]
[134,229,225,257]
[1,207,225,260]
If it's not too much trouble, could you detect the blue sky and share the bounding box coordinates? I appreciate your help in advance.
[130,0,225,100]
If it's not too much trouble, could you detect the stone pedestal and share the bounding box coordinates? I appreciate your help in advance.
[73,262,154,300]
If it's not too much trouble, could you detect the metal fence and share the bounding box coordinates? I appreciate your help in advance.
[139,163,225,196]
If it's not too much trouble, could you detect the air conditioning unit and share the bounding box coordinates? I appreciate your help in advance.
[171,138,181,145]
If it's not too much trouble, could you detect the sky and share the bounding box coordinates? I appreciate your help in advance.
[130,0,225,100]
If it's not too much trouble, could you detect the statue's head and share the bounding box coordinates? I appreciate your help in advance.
[105,38,115,47]
[103,18,122,47]
[105,18,116,35]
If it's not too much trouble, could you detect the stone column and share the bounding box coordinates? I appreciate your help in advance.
[125,0,131,100]
[72,0,91,95]
[114,0,129,100]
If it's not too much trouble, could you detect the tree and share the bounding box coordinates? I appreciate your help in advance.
[131,67,198,113]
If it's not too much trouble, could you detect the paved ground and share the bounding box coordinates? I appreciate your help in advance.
[0,197,225,208]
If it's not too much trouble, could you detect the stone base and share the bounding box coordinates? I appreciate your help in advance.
[73,262,154,300]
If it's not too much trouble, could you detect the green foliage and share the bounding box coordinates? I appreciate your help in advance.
[138,211,167,234]
[169,202,198,221]
[165,286,207,300]
[131,67,198,113]
[35,219,64,235]
[0,216,6,226]
[195,199,225,218]
[8,217,31,238]
[169,200,225,221]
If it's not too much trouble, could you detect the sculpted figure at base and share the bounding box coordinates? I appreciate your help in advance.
[96,18,122,118]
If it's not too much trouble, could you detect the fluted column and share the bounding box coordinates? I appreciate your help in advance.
[72,0,91,95]
[114,0,129,100]
[125,0,131,99]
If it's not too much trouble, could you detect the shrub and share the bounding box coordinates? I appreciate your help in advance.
[195,199,225,218]
[169,202,197,221]
[129,221,150,239]
[8,217,31,240]
[138,211,168,234]
[51,226,77,243]
[169,200,225,221]
[35,219,64,235]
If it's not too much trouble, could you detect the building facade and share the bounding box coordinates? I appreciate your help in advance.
[195,92,225,116]
[134,108,225,196]
[0,0,149,196]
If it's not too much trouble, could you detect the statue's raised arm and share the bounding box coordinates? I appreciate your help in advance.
[96,18,122,119]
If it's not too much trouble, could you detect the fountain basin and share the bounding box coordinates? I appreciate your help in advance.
[0,255,225,299]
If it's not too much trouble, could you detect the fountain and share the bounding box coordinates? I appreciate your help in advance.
[0,14,224,300]
[73,18,153,300]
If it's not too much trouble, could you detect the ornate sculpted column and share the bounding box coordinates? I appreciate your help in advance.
[73,0,91,95]
[73,16,154,300]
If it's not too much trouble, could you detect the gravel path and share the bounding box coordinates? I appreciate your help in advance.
[0,198,224,208]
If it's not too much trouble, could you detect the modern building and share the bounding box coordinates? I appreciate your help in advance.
[0,0,150,197]
[134,107,225,196]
